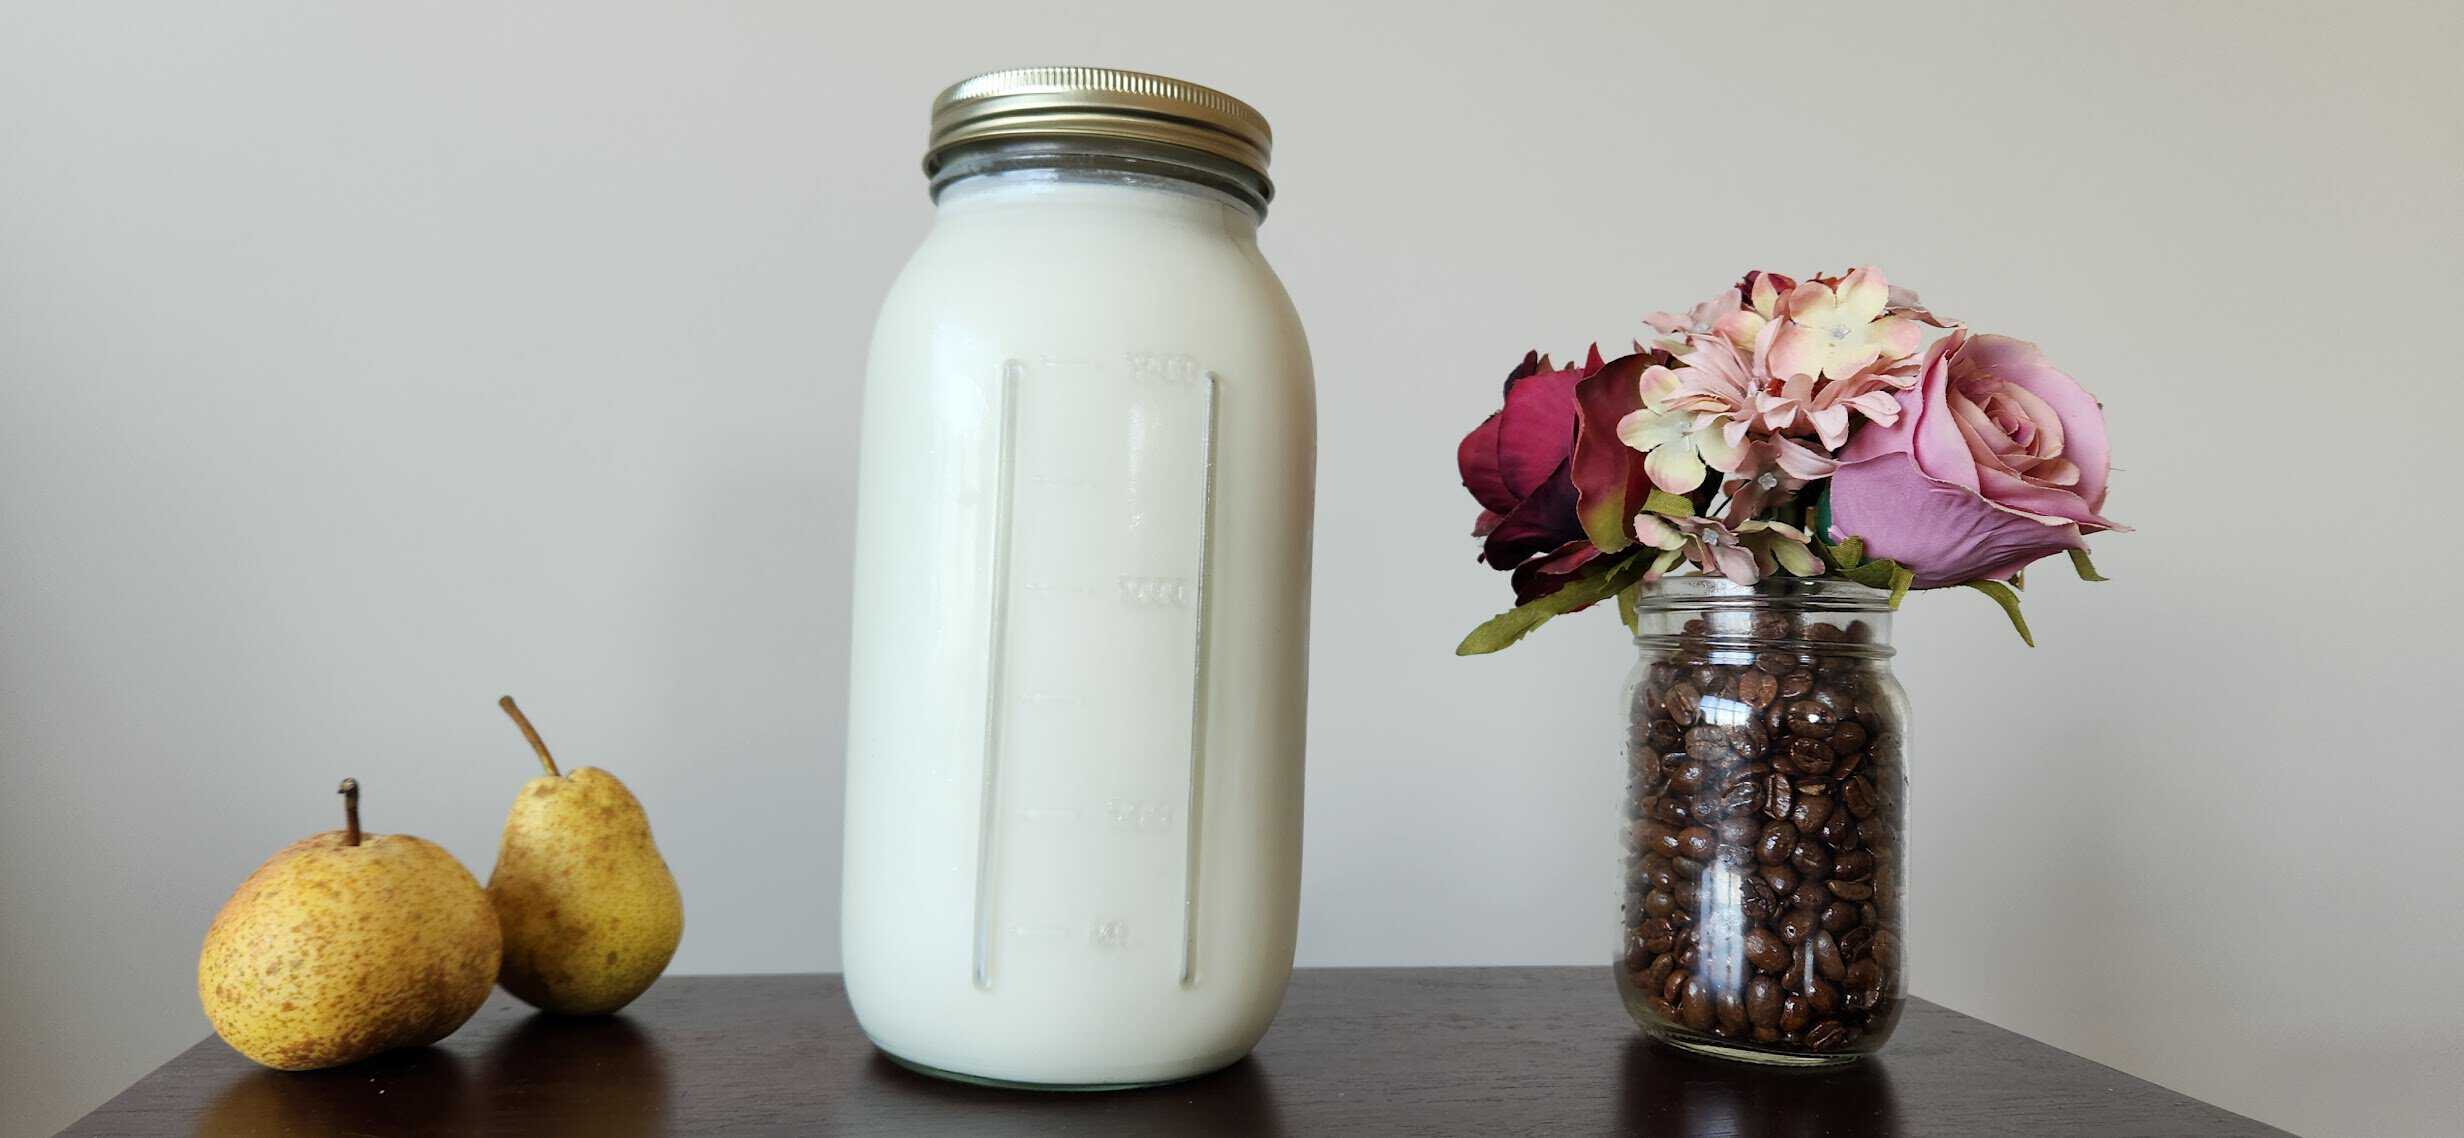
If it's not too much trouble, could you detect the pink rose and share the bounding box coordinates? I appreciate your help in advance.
[1827,331,2117,587]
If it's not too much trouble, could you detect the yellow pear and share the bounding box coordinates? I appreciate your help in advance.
[198,779,501,1070]
[486,697,683,1014]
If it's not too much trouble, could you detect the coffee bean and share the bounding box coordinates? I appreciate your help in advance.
[1677,826,1717,861]
[1764,773,1795,821]
[1716,986,1749,1034]
[1818,810,1860,851]
[1737,670,1779,708]
[1720,773,1765,817]
[1744,927,1788,972]
[1717,815,1758,851]
[1785,700,1836,738]
[1841,776,1878,819]
[1757,865,1797,896]
[1829,720,1869,755]
[1740,885,1777,924]
[1820,901,1859,934]
[1777,906,1821,945]
[1757,822,1798,866]
[1804,1019,1850,1052]
[1827,878,1876,902]
[1665,681,1702,725]
[1680,976,1717,1031]
[1871,930,1901,972]
[1663,967,1690,1005]
[1847,959,1883,1002]
[1644,889,1675,916]
[1790,838,1828,878]
[1805,977,1841,1015]
[1646,953,1677,991]
[1642,918,1676,953]
[1653,795,1692,827]
[1781,736,1835,776]
[1779,670,1815,698]
[1789,791,1834,833]
[1684,725,1746,765]
[1747,976,1782,1027]
[1833,849,1877,881]
[1812,930,1848,982]
[1779,992,1813,1034]
[1670,759,1710,795]
[1839,926,1874,961]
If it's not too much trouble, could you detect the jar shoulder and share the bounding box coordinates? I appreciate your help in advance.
[870,213,1307,372]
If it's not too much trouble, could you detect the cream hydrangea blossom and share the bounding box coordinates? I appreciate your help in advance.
[1766,267,1924,382]
[1615,358,1749,494]
[1633,512,1823,587]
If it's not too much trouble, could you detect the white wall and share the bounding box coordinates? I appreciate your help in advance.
[4,2,2458,1135]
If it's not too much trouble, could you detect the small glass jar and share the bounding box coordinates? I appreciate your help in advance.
[1616,577,1909,1065]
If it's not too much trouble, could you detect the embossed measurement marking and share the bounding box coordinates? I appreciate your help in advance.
[970,356,1219,992]
[1117,576,1197,608]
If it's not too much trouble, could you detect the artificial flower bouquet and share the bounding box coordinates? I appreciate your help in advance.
[1455,268,2120,652]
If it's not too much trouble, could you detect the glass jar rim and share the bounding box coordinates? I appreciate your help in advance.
[1630,575,1892,614]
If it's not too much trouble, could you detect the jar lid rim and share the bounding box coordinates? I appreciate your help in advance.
[924,66,1273,195]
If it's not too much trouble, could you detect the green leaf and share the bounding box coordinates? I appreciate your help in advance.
[1641,488,1695,519]
[1884,562,1914,610]
[1818,534,1867,571]
[1616,581,1641,634]
[1456,554,1650,655]
[1962,579,2036,646]
[2067,548,2109,582]
[1811,528,1913,609]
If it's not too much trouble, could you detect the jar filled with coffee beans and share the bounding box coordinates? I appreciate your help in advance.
[1618,577,1908,1065]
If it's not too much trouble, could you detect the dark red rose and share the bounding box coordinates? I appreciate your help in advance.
[1459,347,1658,604]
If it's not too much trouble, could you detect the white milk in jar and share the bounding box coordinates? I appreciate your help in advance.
[840,67,1315,1087]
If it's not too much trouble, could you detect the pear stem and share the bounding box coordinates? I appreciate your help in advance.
[337,778,362,846]
[498,695,560,777]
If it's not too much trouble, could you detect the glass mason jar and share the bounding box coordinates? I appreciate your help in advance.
[1617,577,1909,1065]
[841,69,1314,1089]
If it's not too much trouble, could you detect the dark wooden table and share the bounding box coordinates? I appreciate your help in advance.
[62,968,2289,1136]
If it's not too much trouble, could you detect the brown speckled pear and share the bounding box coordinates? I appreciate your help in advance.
[486,697,683,1014]
[197,779,501,1070]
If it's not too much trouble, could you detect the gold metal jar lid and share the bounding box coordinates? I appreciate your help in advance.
[925,66,1273,190]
